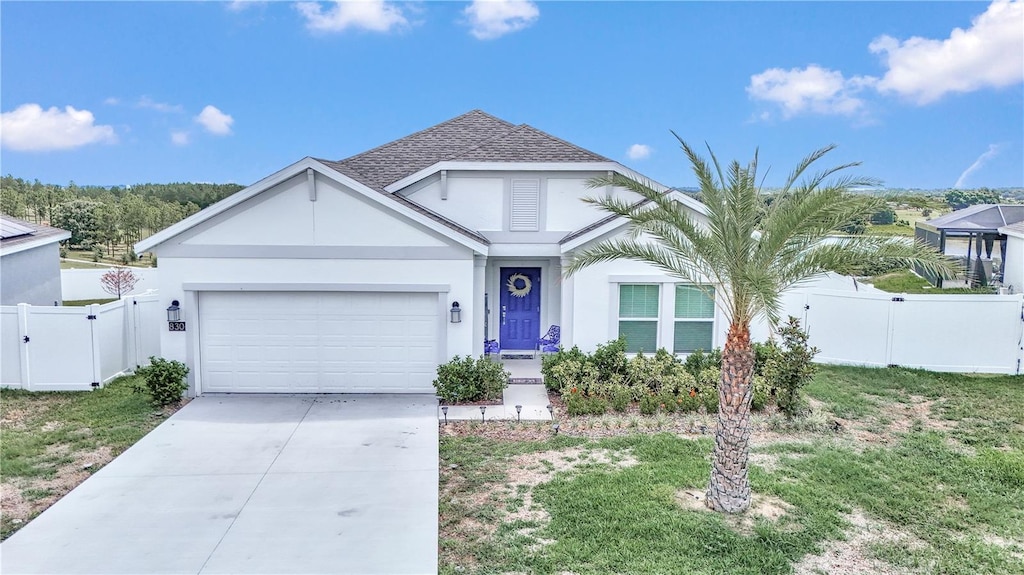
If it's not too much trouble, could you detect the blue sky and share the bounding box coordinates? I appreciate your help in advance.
[2,1,1022,190]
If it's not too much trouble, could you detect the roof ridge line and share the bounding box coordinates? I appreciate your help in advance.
[336,110,515,163]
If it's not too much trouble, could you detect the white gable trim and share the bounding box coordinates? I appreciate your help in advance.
[560,190,707,253]
[135,157,488,255]
[0,231,71,257]
[384,161,624,193]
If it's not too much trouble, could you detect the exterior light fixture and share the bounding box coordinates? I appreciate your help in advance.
[441,405,448,425]
[479,405,486,422]
[546,404,553,418]
[167,300,181,322]
[167,300,185,331]
[450,302,462,323]
[515,404,522,422]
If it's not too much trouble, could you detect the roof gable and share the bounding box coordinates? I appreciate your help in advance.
[332,110,515,191]
[450,124,610,163]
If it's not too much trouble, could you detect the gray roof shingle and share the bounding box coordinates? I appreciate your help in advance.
[321,110,616,245]
[0,214,69,252]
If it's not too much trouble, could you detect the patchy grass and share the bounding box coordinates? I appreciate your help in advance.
[0,376,184,540]
[440,365,1024,574]
[867,223,915,237]
[868,270,996,295]
[59,259,110,269]
[62,298,118,306]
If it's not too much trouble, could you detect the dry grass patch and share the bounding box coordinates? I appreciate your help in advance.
[792,510,930,575]
[674,488,798,535]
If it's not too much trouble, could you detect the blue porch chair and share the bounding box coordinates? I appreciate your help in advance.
[484,339,500,355]
[537,325,561,354]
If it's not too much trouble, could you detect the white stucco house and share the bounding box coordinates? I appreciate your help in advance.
[1,215,70,306]
[136,110,719,395]
[999,222,1024,293]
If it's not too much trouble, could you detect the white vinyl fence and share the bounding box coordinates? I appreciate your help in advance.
[0,293,163,391]
[61,267,160,301]
[782,290,1024,375]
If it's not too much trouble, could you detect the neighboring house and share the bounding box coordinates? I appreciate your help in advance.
[998,222,1024,294]
[0,215,70,306]
[915,204,1024,287]
[136,110,713,395]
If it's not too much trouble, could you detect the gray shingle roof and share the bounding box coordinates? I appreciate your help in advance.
[321,110,616,245]
[923,204,1024,232]
[0,214,69,252]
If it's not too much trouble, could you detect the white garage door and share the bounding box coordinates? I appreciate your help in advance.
[199,291,440,393]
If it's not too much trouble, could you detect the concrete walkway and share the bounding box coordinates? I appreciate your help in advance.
[1,395,439,575]
[441,359,552,422]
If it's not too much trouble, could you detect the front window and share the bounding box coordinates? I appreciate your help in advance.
[618,284,659,353]
[673,285,715,353]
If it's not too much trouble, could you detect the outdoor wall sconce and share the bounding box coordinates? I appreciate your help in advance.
[167,300,181,322]
[167,300,185,331]
[450,302,462,323]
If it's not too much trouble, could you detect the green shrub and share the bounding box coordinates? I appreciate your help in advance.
[696,367,721,391]
[870,207,896,225]
[135,357,189,406]
[677,388,702,413]
[610,386,631,412]
[541,345,588,391]
[752,375,770,412]
[763,316,819,419]
[551,360,599,397]
[752,341,779,377]
[639,394,659,415]
[658,392,678,414]
[700,386,719,413]
[564,392,608,416]
[59,246,68,258]
[433,355,509,403]
[683,348,721,379]
[591,337,628,381]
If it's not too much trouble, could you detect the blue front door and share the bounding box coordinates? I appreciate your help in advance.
[499,267,541,350]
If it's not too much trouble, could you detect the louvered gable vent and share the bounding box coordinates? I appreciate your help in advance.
[510,178,540,231]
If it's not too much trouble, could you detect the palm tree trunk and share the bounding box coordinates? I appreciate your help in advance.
[706,321,755,513]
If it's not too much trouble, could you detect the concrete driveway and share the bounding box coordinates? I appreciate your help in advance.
[1,395,439,575]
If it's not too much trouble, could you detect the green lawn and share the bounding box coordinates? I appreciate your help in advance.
[439,365,1024,574]
[62,298,118,306]
[868,270,996,295]
[0,377,182,540]
[59,259,110,270]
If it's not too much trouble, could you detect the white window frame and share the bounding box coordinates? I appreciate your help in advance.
[614,283,661,353]
[609,276,718,356]
[672,284,716,354]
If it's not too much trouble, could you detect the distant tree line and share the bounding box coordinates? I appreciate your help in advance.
[0,176,243,256]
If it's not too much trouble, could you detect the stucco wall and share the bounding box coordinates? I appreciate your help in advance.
[1,243,62,306]
[1004,235,1024,293]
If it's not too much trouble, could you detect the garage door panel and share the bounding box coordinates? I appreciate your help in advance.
[200,291,439,393]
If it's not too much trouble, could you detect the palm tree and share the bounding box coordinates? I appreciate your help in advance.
[566,139,954,513]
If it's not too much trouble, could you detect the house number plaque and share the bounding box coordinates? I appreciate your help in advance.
[168,321,187,332]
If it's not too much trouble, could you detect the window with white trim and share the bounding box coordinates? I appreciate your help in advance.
[673,285,715,353]
[617,284,659,353]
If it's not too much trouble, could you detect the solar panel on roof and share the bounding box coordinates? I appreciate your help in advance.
[0,218,35,240]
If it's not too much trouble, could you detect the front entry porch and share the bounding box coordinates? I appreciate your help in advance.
[475,255,572,356]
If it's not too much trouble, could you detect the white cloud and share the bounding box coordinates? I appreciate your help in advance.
[870,0,1023,104]
[103,97,120,106]
[954,144,1003,188]
[747,65,873,118]
[227,0,265,11]
[137,96,183,113]
[170,131,190,146]
[295,1,408,33]
[0,104,116,151]
[626,144,651,160]
[463,0,539,40]
[194,105,234,135]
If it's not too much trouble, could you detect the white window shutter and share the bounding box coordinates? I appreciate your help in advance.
[510,179,540,231]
